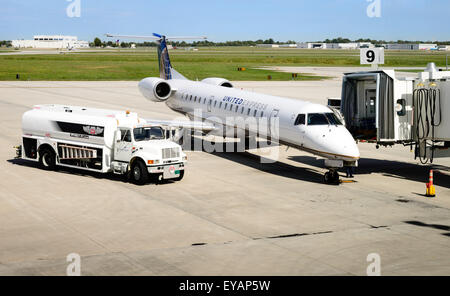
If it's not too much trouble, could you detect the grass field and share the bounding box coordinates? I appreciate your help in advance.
[0,47,448,81]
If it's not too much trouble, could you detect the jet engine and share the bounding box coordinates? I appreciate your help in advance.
[201,77,233,88]
[138,77,173,102]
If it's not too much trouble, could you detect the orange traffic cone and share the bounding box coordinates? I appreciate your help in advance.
[426,170,436,197]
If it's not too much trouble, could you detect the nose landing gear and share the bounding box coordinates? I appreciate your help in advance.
[323,169,340,184]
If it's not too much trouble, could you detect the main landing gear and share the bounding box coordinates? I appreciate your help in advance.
[323,169,340,184]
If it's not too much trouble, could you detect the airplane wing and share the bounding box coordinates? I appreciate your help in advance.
[144,119,217,132]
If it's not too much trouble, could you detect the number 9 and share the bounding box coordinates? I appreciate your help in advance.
[366,50,375,63]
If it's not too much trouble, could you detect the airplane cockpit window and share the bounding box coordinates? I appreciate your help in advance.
[294,114,305,125]
[307,113,330,125]
[307,113,343,125]
[324,113,342,125]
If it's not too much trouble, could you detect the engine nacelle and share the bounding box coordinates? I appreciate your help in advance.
[201,77,233,88]
[138,77,173,102]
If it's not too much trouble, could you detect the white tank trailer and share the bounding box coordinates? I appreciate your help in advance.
[336,63,450,164]
[16,105,187,184]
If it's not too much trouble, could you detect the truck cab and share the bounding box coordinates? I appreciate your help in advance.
[113,124,187,184]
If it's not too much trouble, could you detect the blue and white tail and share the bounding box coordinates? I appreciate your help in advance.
[154,33,173,80]
[105,33,207,80]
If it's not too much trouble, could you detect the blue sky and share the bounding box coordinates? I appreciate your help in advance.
[1,0,449,42]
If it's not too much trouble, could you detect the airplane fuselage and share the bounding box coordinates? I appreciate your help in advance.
[139,78,360,163]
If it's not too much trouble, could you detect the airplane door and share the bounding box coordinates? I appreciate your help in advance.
[115,129,133,162]
[268,109,279,139]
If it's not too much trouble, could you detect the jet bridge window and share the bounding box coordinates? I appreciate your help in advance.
[294,114,305,125]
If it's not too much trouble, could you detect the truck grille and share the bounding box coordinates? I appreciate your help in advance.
[162,147,180,159]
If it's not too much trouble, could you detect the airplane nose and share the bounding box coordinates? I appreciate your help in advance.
[334,127,360,159]
[307,126,360,161]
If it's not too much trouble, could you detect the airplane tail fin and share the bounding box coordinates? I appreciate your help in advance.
[106,33,206,80]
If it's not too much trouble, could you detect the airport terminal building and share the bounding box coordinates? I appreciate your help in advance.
[12,35,90,49]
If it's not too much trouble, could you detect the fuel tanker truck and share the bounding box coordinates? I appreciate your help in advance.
[15,104,187,184]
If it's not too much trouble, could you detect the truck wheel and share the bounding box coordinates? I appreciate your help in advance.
[174,170,184,181]
[131,160,149,185]
[39,147,56,170]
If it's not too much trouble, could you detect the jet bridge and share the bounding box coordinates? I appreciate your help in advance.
[338,63,450,163]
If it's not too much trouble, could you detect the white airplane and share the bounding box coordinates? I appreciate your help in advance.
[106,33,360,183]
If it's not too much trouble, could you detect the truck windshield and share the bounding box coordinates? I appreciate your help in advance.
[307,113,342,125]
[133,127,165,141]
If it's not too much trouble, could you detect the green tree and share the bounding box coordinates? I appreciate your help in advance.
[94,37,102,47]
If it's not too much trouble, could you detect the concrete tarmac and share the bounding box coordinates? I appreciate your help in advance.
[0,79,449,275]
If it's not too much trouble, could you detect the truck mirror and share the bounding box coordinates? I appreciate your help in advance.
[116,130,122,142]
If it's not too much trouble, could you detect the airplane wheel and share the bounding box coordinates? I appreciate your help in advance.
[323,171,340,184]
[331,171,340,183]
[323,172,332,184]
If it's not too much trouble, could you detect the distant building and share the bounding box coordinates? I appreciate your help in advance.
[384,43,437,50]
[256,44,280,48]
[437,45,450,51]
[12,35,89,49]
[279,44,297,48]
[296,42,373,49]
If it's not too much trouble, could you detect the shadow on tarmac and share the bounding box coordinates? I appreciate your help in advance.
[404,220,450,237]
[288,155,450,188]
[6,158,176,186]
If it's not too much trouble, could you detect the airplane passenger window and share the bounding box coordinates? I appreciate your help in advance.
[219,102,222,108]
[307,113,330,125]
[194,96,197,102]
[214,101,217,107]
[241,107,244,114]
[189,95,192,101]
[224,103,228,109]
[235,105,239,112]
[260,111,264,117]
[229,104,233,111]
[204,98,206,104]
[294,114,305,125]
[247,108,251,115]
[253,110,257,117]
